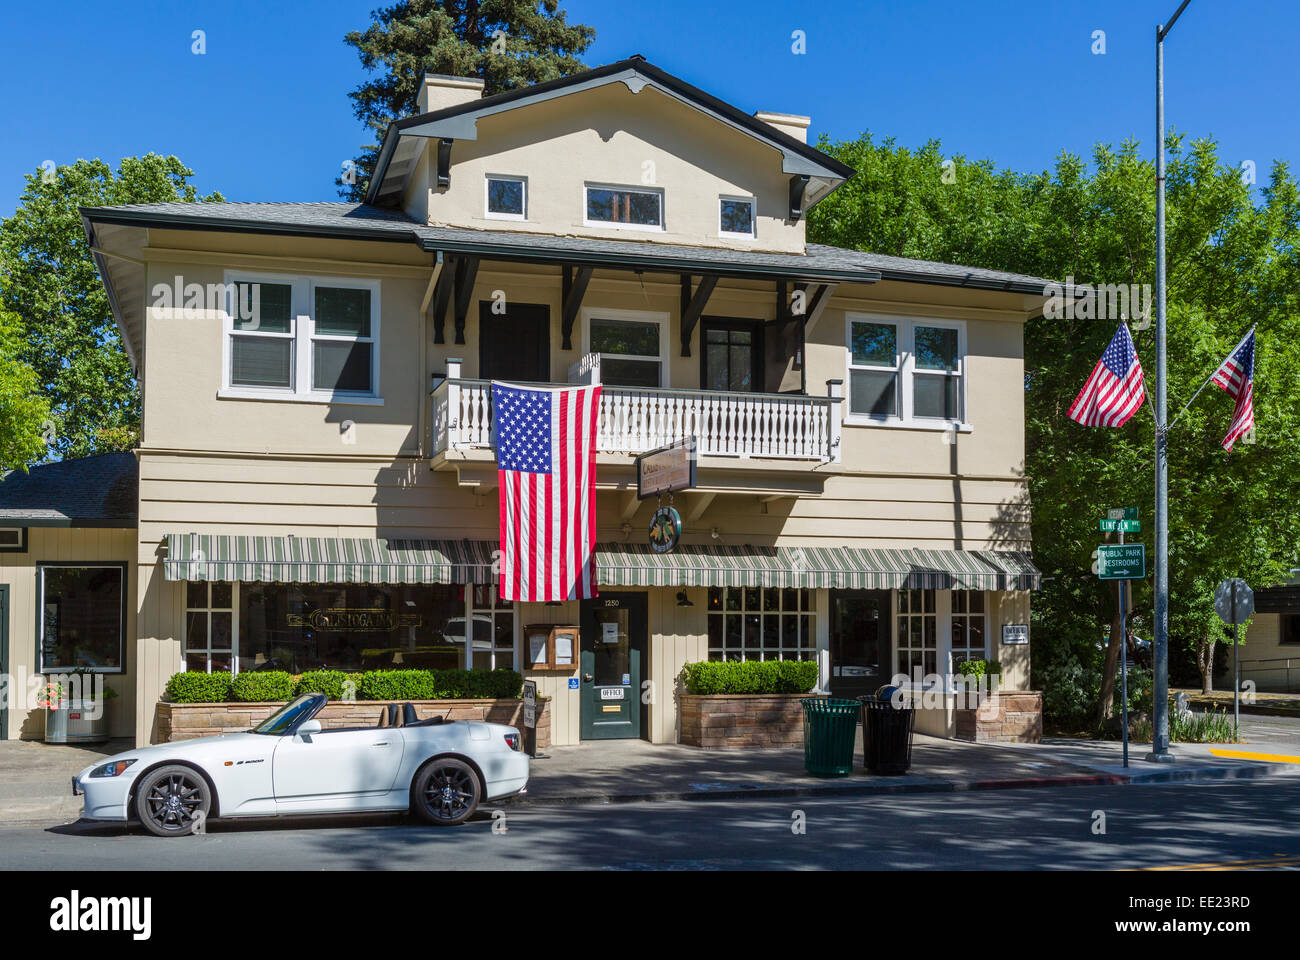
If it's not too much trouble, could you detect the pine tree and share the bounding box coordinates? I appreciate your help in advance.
[340,0,596,201]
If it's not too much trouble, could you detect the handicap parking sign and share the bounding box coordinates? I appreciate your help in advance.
[568,677,579,689]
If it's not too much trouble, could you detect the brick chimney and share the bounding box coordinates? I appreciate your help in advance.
[417,73,485,114]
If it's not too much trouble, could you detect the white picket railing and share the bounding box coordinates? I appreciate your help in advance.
[431,357,842,462]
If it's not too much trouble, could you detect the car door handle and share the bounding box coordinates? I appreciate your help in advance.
[372,741,390,746]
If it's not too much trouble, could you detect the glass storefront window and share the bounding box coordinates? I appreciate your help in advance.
[950,590,988,670]
[185,581,235,674]
[37,564,126,673]
[896,587,937,678]
[707,586,813,662]
[238,583,470,673]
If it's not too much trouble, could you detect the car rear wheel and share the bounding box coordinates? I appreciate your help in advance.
[134,764,211,838]
[412,758,481,826]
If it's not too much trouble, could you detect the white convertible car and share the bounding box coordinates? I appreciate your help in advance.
[72,693,529,837]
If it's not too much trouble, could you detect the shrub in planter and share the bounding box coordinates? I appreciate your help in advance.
[295,670,361,700]
[432,668,523,700]
[680,659,819,695]
[230,670,295,702]
[358,669,437,701]
[165,672,233,704]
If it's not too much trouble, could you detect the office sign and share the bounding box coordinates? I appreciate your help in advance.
[1002,624,1029,645]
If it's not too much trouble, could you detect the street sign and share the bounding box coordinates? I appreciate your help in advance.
[1214,579,1254,626]
[1099,518,1141,533]
[1107,507,1139,521]
[522,680,537,729]
[1097,543,1146,580]
[636,437,697,499]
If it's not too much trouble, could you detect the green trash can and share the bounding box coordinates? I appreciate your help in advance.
[800,697,860,777]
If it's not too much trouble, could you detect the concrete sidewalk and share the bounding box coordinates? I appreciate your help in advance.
[504,729,1300,807]
[0,739,128,824]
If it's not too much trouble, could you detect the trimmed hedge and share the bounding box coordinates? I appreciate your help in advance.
[230,671,296,702]
[294,670,358,700]
[680,659,819,695]
[163,668,523,703]
[358,668,522,701]
[165,671,233,704]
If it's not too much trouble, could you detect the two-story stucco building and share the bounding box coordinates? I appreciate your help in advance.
[1,56,1048,748]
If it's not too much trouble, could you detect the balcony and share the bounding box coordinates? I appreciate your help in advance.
[430,356,842,468]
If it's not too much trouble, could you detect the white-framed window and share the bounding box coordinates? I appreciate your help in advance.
[718,195,755,238]
[583,182,664,231]
[469,583,517,670]
[895,588,937,679]
[846,314,967,427]
[582,307,668,387]
[185,581,237,674]
[221,272,382,404]
[37,563,126,674]
[0,527,26,552]
[706,587,815,662]
[485,174,527,220]
[949,590,988,669]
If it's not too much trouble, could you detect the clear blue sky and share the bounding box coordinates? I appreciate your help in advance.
[0,0,1293,215]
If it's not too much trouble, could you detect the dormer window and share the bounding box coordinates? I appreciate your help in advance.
[584,184,663,230]
[485,175,526,220]
[719,196,755,238]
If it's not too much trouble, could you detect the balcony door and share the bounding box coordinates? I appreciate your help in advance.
[701,318,763,393]
[479,301,550,382]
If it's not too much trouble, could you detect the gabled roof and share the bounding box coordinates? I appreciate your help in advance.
[0,453,138,527]
[366,55,856,209]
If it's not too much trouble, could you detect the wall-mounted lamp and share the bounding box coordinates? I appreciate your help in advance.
[676,590,694,607]
[710,527,721,541]
[621,521,633,539]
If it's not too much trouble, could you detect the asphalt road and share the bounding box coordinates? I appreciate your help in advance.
[3,776,1299,870]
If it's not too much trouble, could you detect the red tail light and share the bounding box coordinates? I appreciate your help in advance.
[504,733,521,751]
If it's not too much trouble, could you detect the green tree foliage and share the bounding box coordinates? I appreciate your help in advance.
[340,0,595,200]
[0,156,223,460]
[0,310,51,471]
[809,132,1300,712]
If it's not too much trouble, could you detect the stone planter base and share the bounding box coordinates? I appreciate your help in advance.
[157,698,550,748]
[954,690,1042,743]
[680,693,824,748]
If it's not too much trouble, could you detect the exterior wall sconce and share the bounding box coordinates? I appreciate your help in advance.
[676,590,693,607]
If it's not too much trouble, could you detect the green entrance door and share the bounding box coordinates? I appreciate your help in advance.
[580,594,646,740]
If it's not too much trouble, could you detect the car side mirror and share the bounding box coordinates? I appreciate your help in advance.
[297,719,322,739]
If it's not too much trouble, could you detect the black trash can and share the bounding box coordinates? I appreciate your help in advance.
[859,694,915,775]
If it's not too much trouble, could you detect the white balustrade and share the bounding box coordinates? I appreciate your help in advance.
[430,377,842,462]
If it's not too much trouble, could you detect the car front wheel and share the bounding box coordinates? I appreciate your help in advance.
[412,758,481,826]
[134,764,212,837]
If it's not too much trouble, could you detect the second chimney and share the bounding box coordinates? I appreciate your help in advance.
[418,73,485,114]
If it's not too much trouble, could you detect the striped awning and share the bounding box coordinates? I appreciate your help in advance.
[163,534,496,584]
[595,544,1040,590]
[164,534,1039,591]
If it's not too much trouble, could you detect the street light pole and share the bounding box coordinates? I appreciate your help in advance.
[1149,0,1192,764]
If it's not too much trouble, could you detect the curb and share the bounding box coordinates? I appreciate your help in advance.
[501,761,1294,808]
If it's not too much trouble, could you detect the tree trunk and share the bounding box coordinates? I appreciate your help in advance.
[1097,586,1124,723]
[1197,638,1216,695]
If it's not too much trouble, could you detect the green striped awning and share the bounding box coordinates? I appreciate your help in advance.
[595,544,1041,591]
[163,535,1040,591]
[164,534,496,584]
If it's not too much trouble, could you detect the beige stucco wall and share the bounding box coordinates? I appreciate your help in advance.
[1,527,137,740]
[1240,614,1300,692]
[410,82,806,254]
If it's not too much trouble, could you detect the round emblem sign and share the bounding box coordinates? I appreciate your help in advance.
[649,505,682,553]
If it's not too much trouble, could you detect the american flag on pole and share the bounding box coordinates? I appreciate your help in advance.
[1067,323,1146,427]
[1210,326,1256,451]
[491,382,601,602]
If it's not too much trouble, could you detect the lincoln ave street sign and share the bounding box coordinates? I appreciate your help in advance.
[1099,518,1141,532]
[1097,543,1147,580]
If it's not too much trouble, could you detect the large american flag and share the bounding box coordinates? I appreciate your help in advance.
[1068,323,1146,427]
[491,382,601,601]
[1211,326,1256,451]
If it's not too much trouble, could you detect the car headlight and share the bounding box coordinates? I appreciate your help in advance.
[90,759,137,778]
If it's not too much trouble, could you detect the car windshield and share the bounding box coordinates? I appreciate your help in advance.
[252,694,321,736]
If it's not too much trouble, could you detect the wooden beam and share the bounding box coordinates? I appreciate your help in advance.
[800,283,837,336]
[618,490,641,522]
[436,139,454,189]
[679,274,718,357]
[561,265,593,350]
[430,256,456,344]
[452,257,479,346]
[420,252,445,316]
[686,492,716,523]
